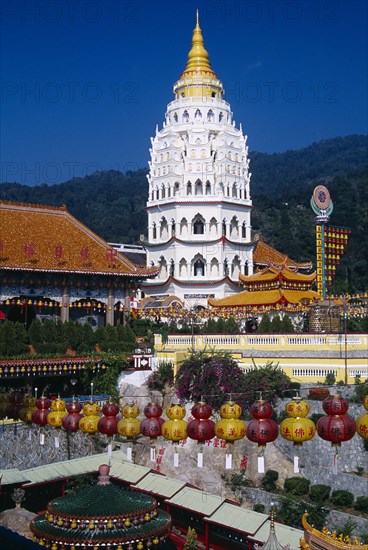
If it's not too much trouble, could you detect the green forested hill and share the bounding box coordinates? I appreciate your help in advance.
[1,135,367,292]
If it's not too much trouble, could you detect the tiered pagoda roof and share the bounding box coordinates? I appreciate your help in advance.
[0,201,159,278]
[253,239,313,271]
[30,464,171,548]
[209,265,319,309]
[300,513,368,549]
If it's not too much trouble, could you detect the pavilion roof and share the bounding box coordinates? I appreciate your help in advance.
[208,288,319,308]
[253,239,313,271]
[0,201,159,278]
[239,264,316,285]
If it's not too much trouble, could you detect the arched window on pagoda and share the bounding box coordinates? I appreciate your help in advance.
[183,110,189,123]
[205,181,211,195]
[153,223,157,240]
[170,259,175,277]
[156,187,160,200]
[219,112,223,122]
[180,217,188,237]
[173,112,178,123]
[242,222,246,239]
[193,215,205,235]
[210,217,218,236]
[159,256,168,278]
[161,185,166,199]
[224,258,229,276]
[160,217,168,239]
[232,255,241,278]
[244,261,249,276]
[211,258,219,276]
[171,219,176,236]
[179,258,188,277]
[194,258,205,276]
[174,182,180,196]
[195,109,202,120]
[230,216,239,237]
[222,220,227,236]
[207,109,214,122]
[195,179,203,195]
[232,183,237,198]
[187,181,192,195]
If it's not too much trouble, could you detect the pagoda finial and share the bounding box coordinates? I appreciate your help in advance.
[184,10,212,73]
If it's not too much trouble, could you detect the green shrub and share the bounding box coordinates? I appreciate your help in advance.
[261,470,279,492]
[253,504,265,513]
[309,484,331,503]
[354,496,368,513]
[147,361,174,391]
[284,477,310,496]
[330,490,354,508]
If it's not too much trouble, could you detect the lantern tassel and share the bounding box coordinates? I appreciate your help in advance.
[150,446,156,462]
[174,449,179,467]
[127,446,133,461]
[293,455,299,473]
[225,452,232,470]
[332,448,339,475]
[197,450,203,468]
[107,442,112,457]
[40,432,45,445]
[257,449,265,473]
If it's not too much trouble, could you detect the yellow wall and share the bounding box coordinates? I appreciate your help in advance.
[154,333,368,384]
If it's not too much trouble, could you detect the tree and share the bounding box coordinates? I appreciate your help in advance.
[271,315,282,332]
[184,527,197,550]
[175,352,249,411]
[241,360,291,409]
[258,314,271,333]
[280,315,294,332]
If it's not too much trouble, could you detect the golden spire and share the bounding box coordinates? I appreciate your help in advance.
[184,11,214,74]
[174,12,223,99]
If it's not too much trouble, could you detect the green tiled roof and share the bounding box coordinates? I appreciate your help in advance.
[49,483,154,518]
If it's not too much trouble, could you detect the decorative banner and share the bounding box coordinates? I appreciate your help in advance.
[324,226,351,287]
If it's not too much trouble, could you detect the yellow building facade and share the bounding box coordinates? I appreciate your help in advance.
[154,332,368,384]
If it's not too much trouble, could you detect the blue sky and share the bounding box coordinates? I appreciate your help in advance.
[1,0,367,185]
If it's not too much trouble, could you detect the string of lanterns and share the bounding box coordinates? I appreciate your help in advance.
[3,392,367,473]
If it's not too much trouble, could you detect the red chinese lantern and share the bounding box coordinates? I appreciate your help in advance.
[317,394,356,473]
[246,399,279,473]
[356,395,368,440]
[98,400,120,436]
[187,401,215,468]
[214,401,246,470]
[6,391,23,420]
[32,396,51,445]
[280,397,316,473]
[62,400,84,432]
[140,402,164,462]
[162,404,188,467]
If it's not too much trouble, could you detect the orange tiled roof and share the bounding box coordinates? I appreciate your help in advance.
[208,288,319,308]
[0,201,159,278]
[253,240,312,271]
[239,265,316,284]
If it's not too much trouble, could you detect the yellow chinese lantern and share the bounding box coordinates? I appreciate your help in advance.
[79,402,101,434]
[214,401,246,470]
[280,396,316,473]
[19,396,37,423]
[162,404,187,467]
[117,403,141,438]
[47,398,68,429]
[162,404,187,442]
[356,395,368,440]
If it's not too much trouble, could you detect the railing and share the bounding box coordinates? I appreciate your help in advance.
[156,333,367,351]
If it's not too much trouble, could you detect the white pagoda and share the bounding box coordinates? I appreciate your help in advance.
[142,13,254,307]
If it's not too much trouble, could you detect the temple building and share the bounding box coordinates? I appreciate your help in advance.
[30,464,172,549]
[208,263,319,316]
[142,13,254,308]
[0,201,159,327]
[300,513,368,549]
